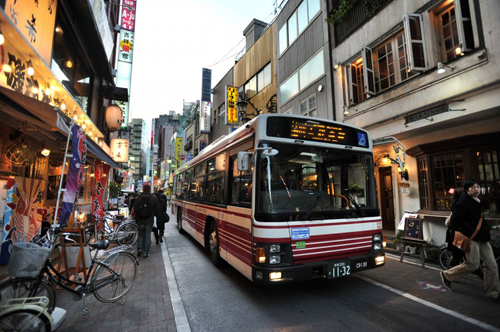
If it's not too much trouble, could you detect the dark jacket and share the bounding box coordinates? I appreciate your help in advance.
[451,192,490,242]
[154,192,168,230]
[133,193,160,225]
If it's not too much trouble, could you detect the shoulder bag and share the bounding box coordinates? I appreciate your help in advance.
[452,216,482,252]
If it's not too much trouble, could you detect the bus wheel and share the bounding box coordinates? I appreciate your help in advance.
[209,222,222,267]
[177,208,185,234]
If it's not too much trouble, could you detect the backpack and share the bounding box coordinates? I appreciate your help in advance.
[136,195,153,218]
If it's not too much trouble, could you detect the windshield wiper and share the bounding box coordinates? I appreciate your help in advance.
[301,195,323,220]
[343,190,367,217]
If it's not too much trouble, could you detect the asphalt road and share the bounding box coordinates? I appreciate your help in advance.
[164,217,500,332]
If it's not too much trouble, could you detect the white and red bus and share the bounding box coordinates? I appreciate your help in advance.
[171,114,385,284]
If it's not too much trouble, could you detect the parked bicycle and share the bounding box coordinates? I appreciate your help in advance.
[84,213,138,246]
[0,224,138,316]
[0,296,66,332]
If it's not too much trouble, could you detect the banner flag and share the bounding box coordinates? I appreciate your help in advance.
[59,125,87,227]
[92,160,111,232]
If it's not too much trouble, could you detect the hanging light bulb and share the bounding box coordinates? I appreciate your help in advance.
[3,64,12,72]
[27,57,34,76]
[82,123,86,130]
[88,131,93,137]
[73,112,78,121]
[45,84,51,96]
[66,59,73,68]
[41,148,51,156]
[32,86,39,94]
[0,26,4,45]
[60,100,66,111]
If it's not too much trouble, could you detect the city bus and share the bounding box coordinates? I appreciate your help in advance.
[171,114,385,284]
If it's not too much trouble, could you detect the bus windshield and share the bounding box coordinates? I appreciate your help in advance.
[255,142,378,222]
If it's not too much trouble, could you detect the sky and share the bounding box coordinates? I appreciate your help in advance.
[128,0,278,122]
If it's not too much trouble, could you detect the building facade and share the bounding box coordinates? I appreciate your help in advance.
[328,0,500,243]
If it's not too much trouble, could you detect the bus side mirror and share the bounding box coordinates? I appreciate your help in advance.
[237,152,252,171]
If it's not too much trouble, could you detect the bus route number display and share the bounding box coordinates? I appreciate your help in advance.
[290,122,347,144]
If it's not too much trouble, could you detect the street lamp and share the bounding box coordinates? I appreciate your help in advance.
[236,94,277,123]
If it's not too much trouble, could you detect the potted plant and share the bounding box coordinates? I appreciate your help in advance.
[348,183,362,194]
[109,182,122,199]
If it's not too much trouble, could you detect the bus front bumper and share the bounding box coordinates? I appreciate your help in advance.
[252,252,385,285]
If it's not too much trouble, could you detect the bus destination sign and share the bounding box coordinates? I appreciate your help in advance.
[267,117,369,148]
[290,121,347,143]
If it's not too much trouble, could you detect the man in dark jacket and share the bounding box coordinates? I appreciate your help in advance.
[133,184,159,258]
[153,189,168,244]
[441,179,499,300]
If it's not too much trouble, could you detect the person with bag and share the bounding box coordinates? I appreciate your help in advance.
[444,188,465,268]
[132,184,159,258]
[440,179,499,301]
[153,189,169,245]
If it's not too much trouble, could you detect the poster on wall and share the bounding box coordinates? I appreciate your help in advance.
[0,177,46,265]
[92,160,111,232]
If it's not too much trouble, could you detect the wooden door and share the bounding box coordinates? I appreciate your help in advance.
[379,167,395,230]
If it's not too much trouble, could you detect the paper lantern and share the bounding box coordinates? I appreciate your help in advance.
[105,104,122,131]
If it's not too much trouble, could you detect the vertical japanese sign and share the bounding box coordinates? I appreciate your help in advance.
[116,0,137,129]
[4,0,58,64]
[120,0,136,31]
[225,86,239,125]
[0,177,46,264]
[175,138,183,167]
[119,30,134,63]
[200,68,211,133]
[59,125,87,227]
[92,160,111,232]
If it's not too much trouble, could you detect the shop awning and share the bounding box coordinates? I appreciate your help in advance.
[0,87,120,169]
[87,139,120,169]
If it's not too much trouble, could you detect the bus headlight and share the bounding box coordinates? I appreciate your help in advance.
[373,243,382,251]
[270,272,282,280]
[269,255,281,265]
[373,234,382,241]
[269,244,281,253]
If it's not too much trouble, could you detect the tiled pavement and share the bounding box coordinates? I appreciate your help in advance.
[56,239,177,332]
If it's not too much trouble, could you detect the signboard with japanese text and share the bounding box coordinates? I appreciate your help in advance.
[199,140,207,151]
[225,86,239,125]
[175,138,183,166]
[119,30,134,63]
[110,138,129,162]
[200,101,211,133]
[4,0,58,65]
[120,0,137,31]
[201,68,212,102]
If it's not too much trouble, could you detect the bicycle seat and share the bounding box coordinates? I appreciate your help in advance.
[90,240,110,250]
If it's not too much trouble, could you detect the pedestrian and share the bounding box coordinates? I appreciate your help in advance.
[132,184,159,258]
[445,187,465,268]
[153,189,168,245]
[440,179,500,301]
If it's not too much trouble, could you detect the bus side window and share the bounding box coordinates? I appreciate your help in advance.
[207,153,225,204]
[230,155,252,206]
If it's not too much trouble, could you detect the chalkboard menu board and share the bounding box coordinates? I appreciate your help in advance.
[403,218,422,240]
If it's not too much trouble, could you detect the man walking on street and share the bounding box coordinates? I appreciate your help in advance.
[153,189,168,245]
[440,179,500,301]
[133,184,159,258]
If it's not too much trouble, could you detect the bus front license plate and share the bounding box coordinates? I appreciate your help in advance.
[328,260,351,279]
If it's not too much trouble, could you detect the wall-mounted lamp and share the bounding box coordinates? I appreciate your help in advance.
[455,45,464,56]
[237,98,261,123]
[41,147,51,156]
[398,166,409,181]
[333,61,340,70]
[66,59,73,68]
[437,62,455,74]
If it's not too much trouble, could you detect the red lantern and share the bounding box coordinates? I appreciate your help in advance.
[105,104,122,131]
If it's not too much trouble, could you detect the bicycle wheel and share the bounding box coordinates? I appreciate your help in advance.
[93,252,138,303]
[438,249,452,270]
[0,308,51,332]
[116,222,139,246]
[0,278,56,313]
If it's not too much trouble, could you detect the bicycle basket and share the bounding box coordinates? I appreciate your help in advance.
[8,242,51,278]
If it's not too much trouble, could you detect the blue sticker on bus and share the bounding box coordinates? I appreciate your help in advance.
[357,132,367,147]
[291,228,310,240]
